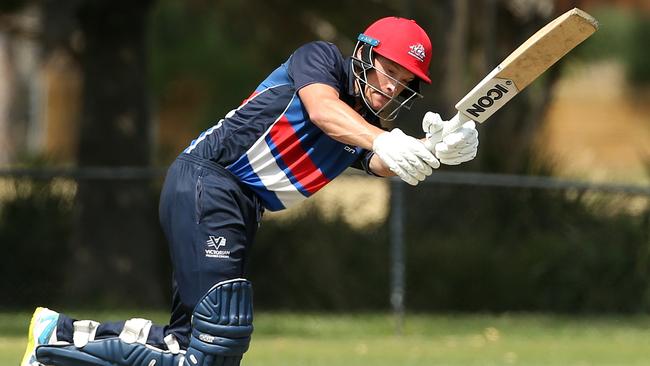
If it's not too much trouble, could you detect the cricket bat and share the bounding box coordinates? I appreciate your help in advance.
[438,8,599,138]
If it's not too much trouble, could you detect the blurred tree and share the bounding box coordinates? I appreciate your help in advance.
[37,0,164,307]
[71,0,163,307]
[0,1,41,165]
[625,12,650,86]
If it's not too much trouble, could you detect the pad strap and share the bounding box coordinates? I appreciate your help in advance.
[165,334,182,354]
[72,320,99,348]
[120,318,153,344]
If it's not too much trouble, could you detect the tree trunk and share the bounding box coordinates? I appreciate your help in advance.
[444,0,468,109]
[66,0,164,307]
[0,32,13,164]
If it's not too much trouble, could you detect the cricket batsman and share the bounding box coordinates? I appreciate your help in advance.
[22,16,478,366]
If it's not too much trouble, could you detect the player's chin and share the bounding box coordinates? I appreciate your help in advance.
[371,94,390,110]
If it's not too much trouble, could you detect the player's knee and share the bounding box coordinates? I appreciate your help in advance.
[185,278,254,365]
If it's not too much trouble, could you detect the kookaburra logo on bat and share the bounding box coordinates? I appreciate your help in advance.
[464,83,510,118]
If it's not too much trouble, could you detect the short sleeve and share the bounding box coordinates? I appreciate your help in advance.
[288,41,346,92]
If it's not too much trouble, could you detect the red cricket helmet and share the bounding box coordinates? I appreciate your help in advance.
[361,17,432,84]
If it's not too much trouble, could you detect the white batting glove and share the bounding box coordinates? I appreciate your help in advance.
[422,111,445,145]
[434,121,479,165]
[373,128,440,186]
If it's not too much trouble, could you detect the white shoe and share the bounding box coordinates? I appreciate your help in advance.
[20,307,59,366]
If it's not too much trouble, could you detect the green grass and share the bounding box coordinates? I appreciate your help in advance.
[3,311,650,365]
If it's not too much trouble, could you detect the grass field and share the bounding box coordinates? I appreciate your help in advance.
[3,311,650,365]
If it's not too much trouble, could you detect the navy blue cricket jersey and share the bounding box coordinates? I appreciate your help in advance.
[183,41,377,211]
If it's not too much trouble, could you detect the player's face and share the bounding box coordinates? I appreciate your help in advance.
[364,55,415,111]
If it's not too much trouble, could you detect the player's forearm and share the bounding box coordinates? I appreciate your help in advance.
[311,103,396,178]
[307,97,385,150]
[299,83,385,150]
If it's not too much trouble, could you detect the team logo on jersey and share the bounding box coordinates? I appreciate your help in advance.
[205,236,230,259]
[408,43,426,62]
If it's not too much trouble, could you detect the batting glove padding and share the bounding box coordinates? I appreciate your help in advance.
[422,111,444,146]
[434,121,478,165]
[423,112,479,166]
[373,128,439,186]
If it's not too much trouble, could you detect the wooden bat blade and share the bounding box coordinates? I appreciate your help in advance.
[453,8,599,124]
[498,8,598,90]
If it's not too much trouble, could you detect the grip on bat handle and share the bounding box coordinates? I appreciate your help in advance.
[442,112,472,138]
[423,112,473,151]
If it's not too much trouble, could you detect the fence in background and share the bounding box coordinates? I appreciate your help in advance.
[1,167,649,333]
[388,174,649,333]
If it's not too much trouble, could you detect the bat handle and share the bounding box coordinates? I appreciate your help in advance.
[442,112,472,138]
[423,112,473,151]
